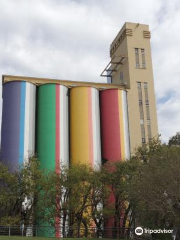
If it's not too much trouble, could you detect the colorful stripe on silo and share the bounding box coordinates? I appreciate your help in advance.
[36,84,69,172]
[1,81,36,170]
[36,84,69,237]
[100,89,130,162]
[70,87,101,169]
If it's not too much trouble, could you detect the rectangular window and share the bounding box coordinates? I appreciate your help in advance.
[144,83,149,101]
[137,82,146,144]
[137,82,143,101]
[146,105,151,120]
[107,70,112,83]
[139,104,144,120]
[145,100,149,105]
[120,71,123,83]
[144,82,152,142]
[137,82,141,88]
[141,124,146,144]
[139,100,143,105]
[141,49,146,68]
[140,119,144,125]
[147,124,152,141]
[135,48,140,68]
[144,82,151,120]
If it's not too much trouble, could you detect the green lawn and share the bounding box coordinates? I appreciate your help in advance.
[0,237,104,240]
[0,237,118,240]
[0,237,107,240]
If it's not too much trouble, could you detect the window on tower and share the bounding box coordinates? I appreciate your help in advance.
[120,71,123,83]
[141,49,146,68]
[144,82,152,141]
[135,48,140,68]
[137,82,146,144]
[135,48,146,69]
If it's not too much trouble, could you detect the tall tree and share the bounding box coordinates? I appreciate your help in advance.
[169,132,180,146]
[131,139,180,239]
[0,162,20,225]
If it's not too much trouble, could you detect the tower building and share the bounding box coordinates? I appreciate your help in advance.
[103,22,158,152]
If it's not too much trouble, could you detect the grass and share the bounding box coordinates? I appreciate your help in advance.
[0,237,117,240]
[0,237,56,240]
[0,237,125,240]
[0,237,102,240]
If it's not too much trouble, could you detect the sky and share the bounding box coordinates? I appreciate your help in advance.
[0,0,180,142]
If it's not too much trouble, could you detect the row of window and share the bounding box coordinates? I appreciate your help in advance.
[118,48,146,83]
[135,48,146,68]
[137,82,152,144]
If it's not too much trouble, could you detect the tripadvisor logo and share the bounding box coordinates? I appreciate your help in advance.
[135,227,173,235]
[135,227,143,235]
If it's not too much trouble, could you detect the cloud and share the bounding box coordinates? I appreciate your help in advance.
[0,0,180,142]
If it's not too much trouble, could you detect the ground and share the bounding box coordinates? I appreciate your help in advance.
[0,237,117,240]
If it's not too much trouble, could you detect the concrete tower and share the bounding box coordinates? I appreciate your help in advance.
[110,22,158,152]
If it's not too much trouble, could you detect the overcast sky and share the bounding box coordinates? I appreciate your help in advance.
[0,0,180,142]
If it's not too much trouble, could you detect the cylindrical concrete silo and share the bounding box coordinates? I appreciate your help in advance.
[100,89,130,234]
[1,81,36,171]
[100,89,130,162]
[70,87,101,169]
[36,83,69,172]
[36,84,69,237]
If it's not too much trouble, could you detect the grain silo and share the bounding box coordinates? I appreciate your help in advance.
[1,81,36,171]
[70,87,101,169]
[36,83,69,237]
[100,89,130,162]
[36,84,69,172]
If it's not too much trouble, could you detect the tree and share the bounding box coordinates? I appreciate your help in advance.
[0,162,20,225]
[0,156,54,228]
[101,159,140,238]
[169,132,180,146]
[39,164,95,238]
[131,139,180,239]
[67,164,93,237]
[88,167,110,237]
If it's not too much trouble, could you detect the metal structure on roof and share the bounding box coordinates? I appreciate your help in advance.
[100,55,128,77]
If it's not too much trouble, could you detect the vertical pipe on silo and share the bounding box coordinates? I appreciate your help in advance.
[70,87,101,169]
[1,81,36,171]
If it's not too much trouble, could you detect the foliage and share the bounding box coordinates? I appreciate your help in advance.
[0,157,52,226]
[169,132,180,146]
[2,135,180,238]
[0,162,20,225]
[131,138,180,239]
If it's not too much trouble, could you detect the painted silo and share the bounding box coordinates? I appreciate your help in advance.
[100,89,130,235]
[1,81,36,171]
[36,83,69,171]
[100,89,130,162]
[70,87,101,169]
[36,84,69,237]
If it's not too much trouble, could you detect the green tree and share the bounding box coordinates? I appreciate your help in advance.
[131,139,180,239]
[169,132,180,146]
[86,167,111,238]
[39,164,94,237]
[0,157,54,227]
[102,159,140,238]
[0,162,20,225]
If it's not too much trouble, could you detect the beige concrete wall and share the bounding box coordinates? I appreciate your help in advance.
[110,24,130,87]
[111,22,158,153]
